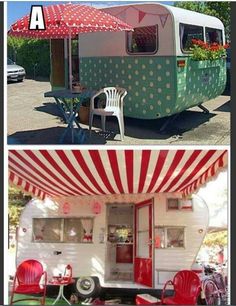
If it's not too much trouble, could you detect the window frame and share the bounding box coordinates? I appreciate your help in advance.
[167,198,193,211]
[155,226,186,249]
[32,217,94,244]
[205,27,223,45]
[126,24,159,55]
[179,23,204,54]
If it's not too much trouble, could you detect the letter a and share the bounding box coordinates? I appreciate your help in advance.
[29,5,45,30]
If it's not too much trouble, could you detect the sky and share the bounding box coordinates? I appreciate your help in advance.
[7,1,173,28]
[197,170,228,228]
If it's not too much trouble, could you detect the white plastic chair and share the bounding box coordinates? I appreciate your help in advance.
[89,87,127,141]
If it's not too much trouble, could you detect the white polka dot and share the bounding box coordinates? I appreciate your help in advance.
[135,59,138,64]
[143,109,147,114]
[166,108,171,113]
[166,59,170,64]
[142,98,146,103]
[135,70,139,75]
[128,64,132,69]
[150,82,154,87]
[157,64,162,69]
[135,103,139,108]
[128,97,132,101]
[166,71,170,76]
[129,107,132,111]
[104,64,107,68]
[142,76,146,80]
[121,59,125,64]
[142,64,146,69]
[135,92,139,96]
[158,88,162,93]
[109,59,113,63]
[149,59,153,64]
[166,96,171,100]
[128,75,132,79]
[149,71,154,76]
[122,80,125,84]
[135,81,139,86]
[166,83,170,88]
[115,64,119,69]
[179,79,182,84]
[157,77,162,81]
[142,87,147,92]
[128,85,132,90]
[157,100,162,105]
[121,70,125,75]
[150,105,154,110]
[150,93,154,99]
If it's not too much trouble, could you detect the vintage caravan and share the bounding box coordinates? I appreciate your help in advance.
[77,3,226,119]
[9,149,227,298]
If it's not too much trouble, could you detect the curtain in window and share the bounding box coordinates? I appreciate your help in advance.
[81,218,93,242]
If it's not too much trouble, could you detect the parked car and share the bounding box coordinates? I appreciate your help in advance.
[7,58,26,82]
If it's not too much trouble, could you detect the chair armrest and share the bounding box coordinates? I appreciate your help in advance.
[90,89,105,110]
[161,280,174,303]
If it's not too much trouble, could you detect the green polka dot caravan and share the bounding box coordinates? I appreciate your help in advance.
[79,3,226,119]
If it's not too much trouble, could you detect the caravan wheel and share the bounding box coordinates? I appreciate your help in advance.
[74,276,101,298]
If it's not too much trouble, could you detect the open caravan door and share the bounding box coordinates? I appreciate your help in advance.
[134,199,154,287]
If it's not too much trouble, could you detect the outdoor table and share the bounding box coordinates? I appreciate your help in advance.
[49,276,75,305]
[44,89,88,144]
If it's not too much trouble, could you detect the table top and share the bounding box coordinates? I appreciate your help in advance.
[49,276,75,285]
[44,89,82,99]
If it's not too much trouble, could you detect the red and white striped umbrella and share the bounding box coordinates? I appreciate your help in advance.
[8,149,227,200]
[8,3,133,39]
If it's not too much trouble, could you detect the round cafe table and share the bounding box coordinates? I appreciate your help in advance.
[49,276,75,305]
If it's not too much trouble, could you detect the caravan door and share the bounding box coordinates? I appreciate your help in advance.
[134,199,154,287]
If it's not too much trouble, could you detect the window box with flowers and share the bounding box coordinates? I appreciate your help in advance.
[190,39,229,69]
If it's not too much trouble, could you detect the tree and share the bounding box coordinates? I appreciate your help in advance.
[8,186,31,229]
[174,2,231,42]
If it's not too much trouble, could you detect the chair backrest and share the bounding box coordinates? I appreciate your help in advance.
[103,87,127,108]
[173,270,201,300]
[16,259,44,285]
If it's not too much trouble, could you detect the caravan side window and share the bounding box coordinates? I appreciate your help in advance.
[180,23,204,52]
[155,226,185,249]
[32,218,94,243]
[206,27,223,44]
[126,25,158,54]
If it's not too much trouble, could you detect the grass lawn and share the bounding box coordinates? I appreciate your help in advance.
[8,294,76,305]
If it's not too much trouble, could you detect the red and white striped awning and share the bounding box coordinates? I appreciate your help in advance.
[8,149,227,200]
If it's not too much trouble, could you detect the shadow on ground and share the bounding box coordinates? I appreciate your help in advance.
[8,108,217,145]
[213,100,230,112]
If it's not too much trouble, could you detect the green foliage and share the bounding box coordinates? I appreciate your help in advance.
[174,2,231,42]
[203,230,227,247]
[9,186,31,228]
[8,36,50,78]
[190,40,227,61]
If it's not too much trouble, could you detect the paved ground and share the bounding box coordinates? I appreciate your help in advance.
[7,79,230,145]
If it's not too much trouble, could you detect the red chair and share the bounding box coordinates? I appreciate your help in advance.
[161,270,201,305]
[10,259,47,305]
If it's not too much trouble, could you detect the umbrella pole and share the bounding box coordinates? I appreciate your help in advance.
[69,29,73,91]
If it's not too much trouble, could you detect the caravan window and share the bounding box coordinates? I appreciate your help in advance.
[32,217,94,243]
[180,23,204,51]
[206,28,223,44]
[127,25,158,54]
[155,226,185,249]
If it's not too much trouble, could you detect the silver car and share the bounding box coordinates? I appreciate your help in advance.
[7,58,26,82]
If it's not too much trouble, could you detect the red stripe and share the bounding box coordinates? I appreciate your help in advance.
[138,150,151,193]
[147,151,168,193]
[25,182,30,192]
[18,177,22,187]
[155,150,185,192]
[73,151,106,194]
[176,150,217,191]
[165,150,202,192]
[125,150,134,193]
[39,150,90,195]
[32,186,36,195]
[11,151,78,196]
[56,151,99,195]
[9,171,15,182]
[107,150,124,194]
[9,163,60,197]
[89,151,116,194]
